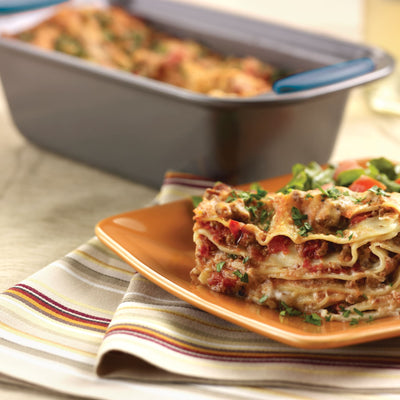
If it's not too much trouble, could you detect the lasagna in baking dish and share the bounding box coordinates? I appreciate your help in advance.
[9,6,278,97]
[191,181,400,323]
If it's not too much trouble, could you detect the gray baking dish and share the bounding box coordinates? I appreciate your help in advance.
[0,0,394,187]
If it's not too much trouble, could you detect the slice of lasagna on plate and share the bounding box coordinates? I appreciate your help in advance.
[191,182,400,322]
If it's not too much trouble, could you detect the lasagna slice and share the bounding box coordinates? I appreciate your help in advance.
[191,182,400,322]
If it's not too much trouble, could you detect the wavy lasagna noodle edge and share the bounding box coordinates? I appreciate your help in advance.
[190,183,400,322]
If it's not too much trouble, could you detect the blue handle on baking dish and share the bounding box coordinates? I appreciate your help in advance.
[273,57,375,93]
[0,0,67,13]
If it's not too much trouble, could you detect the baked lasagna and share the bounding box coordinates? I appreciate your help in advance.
[191,182,400,323]
[9,6,278,97]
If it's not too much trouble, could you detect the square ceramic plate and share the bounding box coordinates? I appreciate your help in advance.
[95,173,400,349]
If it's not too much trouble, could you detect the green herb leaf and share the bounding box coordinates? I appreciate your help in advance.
[233,270,248,283]
[291,207,307,227]
[318,185,342,200]
[368,157,397,180]
[280,301,302,316]
[299,222,313,237]
[191,195,203,208]
[342,309,351,318]
[259,294,268,304]
[353,308,364,317]
[216,261,225,272]
[336,168,364,186]
[368,185,390,197]
[304,313,322,326]
[279,162,335,193]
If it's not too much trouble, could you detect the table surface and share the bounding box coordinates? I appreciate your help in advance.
[1,1,400,398]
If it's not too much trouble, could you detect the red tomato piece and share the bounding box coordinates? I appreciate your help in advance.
[228,219,243,241]
[268,235,292,255]
[348,175,386,192]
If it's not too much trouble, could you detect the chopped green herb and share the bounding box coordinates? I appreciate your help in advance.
[350,318,360,325]
[353,196,366,204]
[336,230,344,238]
[226,191,238,203]
[353,308,364,317]
[304,313,322,326]
[348,233,354,241]
[259,294,268,304]
[227,254,238,260]
[367,315,375,323]
[299,222,313,237]
[325,314,332,322]
[216,261,225,272]
[233,270,248,283]
[342,309,351,318]
[246,205,258,219]
[291,207,312,236]
[55,35,86,58]
[305,193,314,199]
[291,207,307,227]
[279,301,302,316]
[319,186,341,200]
[368,185,390,197]
[242,256,250,264]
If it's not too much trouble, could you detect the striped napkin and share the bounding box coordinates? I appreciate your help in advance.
[1,172,400,400]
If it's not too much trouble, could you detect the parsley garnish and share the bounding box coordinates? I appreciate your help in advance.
[233,270,248,283]
[291,207,307,226]
[299,222,313,237]
[319,186,341,200]
[291,207,313,236]
[353,196,366,204]
[336,230,344,237]
[304,313,322,326]
[242,256,250,264]
[368,185,390,197]
[226,191,238,203]
[259,294,268,304]
[279,301,302,316]
[227,187,271,226]
[342,309,351,318]
[216,261,225,272]
[350,318,359,326]
[354,308,364,317]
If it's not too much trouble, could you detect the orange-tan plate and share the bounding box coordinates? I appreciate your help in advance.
[95,172,400,349]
